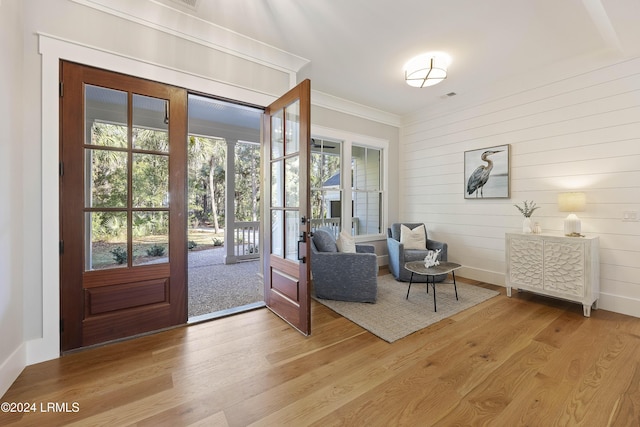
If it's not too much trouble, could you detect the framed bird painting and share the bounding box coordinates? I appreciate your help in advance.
[464,144,510,199]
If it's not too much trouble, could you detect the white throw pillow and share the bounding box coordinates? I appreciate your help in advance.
[400,224,426,250]
[336,230,356,253]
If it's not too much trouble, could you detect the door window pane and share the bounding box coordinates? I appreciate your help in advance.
[271,160,283,208]
[132,211,169,266]
[285,156,299,208]
[85,85,127,148]
[85,148,128,208]
[285,100,300,155]
[271,110,284,159]
[85,211,128,270]
[271,210,283,257]
[133,94,169,152]
[285,210,300,261]
[133,153,169,208]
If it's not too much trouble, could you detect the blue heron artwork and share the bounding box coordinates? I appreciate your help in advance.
[464,144,510,199]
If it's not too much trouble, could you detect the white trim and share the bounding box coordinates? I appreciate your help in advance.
[39,33,278,106]
[598,292,640,318]
[71,0,310,74]
[458,267,506,288]
[312,90,401,128]
[0,343,25,398]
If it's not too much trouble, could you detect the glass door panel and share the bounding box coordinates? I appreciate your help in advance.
[84,149,128,208]
[285,100,300,155]
[132,153,169,208]
[132,211,169,266]
[132,94,169,152]
[85,211,128,271]
[284,156,299,207]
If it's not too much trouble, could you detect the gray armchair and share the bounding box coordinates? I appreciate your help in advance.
[310,229,378,303]
[387,223,448,282]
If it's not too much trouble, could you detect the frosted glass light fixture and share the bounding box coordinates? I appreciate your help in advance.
[558,192,586,236]
[404,52,450,88]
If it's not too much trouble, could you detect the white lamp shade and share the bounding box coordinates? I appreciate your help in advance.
[558,192,586,212]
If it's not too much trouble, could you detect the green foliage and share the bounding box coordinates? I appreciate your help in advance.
[514,200,540,218]
[146,244,166,257]
[234,142,261,221]
[310,149,341,219]
[110,247,128,264]
[188,240,198,250]
[212,237,223,246]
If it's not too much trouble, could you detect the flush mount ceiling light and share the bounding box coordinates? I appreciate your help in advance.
[404,52,451,88]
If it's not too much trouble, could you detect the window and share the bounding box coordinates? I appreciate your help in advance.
[310,138,343,236]
[352,145,382,235]
[310,127,387,239]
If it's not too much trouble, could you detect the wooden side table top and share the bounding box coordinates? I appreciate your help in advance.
[404,261,462,276]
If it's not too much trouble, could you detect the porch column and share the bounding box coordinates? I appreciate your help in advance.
[224,139,237,264]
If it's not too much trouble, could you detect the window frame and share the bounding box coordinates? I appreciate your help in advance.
[311,125,388,241]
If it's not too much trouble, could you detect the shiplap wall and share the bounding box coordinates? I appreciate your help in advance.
[399,57,640,318]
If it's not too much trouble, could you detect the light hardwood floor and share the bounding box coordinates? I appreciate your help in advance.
[2,279,640,426]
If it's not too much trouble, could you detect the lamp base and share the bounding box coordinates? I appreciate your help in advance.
[564,213,582,237]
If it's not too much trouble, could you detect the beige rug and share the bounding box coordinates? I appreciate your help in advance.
[313,274,500,342]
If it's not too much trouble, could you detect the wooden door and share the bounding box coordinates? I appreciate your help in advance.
[262,79,312,335]
[59,61,188,351]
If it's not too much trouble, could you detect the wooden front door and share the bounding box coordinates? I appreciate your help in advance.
[59,61,188,351]
[262,79,312,335]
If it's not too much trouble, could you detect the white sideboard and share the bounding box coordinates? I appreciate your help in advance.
[505,233,600,317]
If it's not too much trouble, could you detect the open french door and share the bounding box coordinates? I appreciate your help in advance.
[59,61,188,350]
[262,79,312,335]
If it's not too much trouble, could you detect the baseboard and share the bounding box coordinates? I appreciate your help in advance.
[0,343,26,398]
[457,266,505,287]
[598,292,640,319]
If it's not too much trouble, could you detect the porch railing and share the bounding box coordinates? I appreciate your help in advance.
[233,221,260,261]
[310,217,360,238]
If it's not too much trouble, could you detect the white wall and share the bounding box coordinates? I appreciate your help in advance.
[400,56,640,318]
[0,0,26,398]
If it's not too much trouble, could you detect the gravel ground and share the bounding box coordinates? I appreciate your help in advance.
[187,248,262,318]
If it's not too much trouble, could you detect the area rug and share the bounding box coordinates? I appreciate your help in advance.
[313,274,500,343]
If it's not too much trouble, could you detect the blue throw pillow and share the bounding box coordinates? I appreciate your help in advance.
[313,230,338,252]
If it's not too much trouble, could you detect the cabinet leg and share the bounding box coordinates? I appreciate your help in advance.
[506,287,512,298]
[583,304,591,317]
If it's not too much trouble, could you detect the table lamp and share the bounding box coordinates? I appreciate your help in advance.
[558,192,586,236]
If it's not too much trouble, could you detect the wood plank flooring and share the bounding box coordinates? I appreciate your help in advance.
[2,280,640,426]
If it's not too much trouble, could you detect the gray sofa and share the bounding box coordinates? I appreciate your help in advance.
[310,228,378,303]
[387,222,448,282]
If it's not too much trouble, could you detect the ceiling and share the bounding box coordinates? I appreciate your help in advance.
[157,0,640,118]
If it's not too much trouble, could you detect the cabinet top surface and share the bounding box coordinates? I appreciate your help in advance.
[506,232,599,241]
